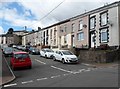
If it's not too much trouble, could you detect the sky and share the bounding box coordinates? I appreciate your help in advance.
[0,0,119,34]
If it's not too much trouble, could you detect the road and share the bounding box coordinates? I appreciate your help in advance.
[3,53,118,87]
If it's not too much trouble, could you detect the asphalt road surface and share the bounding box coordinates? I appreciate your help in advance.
[3,53,118,87]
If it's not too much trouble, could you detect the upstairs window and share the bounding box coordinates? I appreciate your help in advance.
[72,23,75,32]
[100,12,108,26]
[64,25,67,32]
[79,20,83,30]
[60,27,63,32]
[90,16,96,29]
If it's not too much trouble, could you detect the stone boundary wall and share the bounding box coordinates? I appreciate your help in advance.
[70,48,120,63]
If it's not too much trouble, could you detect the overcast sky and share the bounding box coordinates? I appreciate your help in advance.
[0,0,119,34]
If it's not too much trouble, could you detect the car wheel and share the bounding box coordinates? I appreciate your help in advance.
[28,66,32,69]
[45,55,48,59]
[62,59,65,64]
[53,56,56,61]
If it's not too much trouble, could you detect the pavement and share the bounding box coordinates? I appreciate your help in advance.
[0,49,15,86]
[82,61,119,68]
[0,48,118,86]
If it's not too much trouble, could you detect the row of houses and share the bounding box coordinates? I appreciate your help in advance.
[22,1,120,50]
[0,30,28,46]
[0,1,120,50]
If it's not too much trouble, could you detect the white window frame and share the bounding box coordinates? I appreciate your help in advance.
[90,17,95,29]
[101,12,107,26]
[79,20,83,30]
[77,32,84,41]
[64,35,67,43]
[101,28,108,43]
[64,25,67,32]
[72,23,75,32]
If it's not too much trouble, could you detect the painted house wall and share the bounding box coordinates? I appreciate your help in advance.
[70,15,89,48]
[58,21,71,49]
[90,4,120,48]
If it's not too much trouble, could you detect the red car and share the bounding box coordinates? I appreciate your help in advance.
[10,52,32,70]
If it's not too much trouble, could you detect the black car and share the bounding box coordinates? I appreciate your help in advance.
[3,47,13,57]
[29,47,40,55]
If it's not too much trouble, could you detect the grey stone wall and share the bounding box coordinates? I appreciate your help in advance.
[74,49,120,63]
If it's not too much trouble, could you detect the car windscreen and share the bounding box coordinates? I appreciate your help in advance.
[62,51,73,55]
[14,53,29,59]
[31,48,39,51]
[4,47,13,52]
[46,50,54,52]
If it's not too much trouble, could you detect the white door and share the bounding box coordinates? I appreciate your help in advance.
[72,35,75,47]
[91,34,95,48]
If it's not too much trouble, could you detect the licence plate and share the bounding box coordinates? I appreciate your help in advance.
[20,60,25,62]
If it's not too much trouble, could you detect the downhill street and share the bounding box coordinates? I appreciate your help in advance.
[3,54,118,87]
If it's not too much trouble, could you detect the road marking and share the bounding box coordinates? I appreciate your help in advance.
[84,69,91,72]
[21,80,33,84]
[51,75,61,78]
[51,66,73,73]
[63,73,71,76]
[37,77,48,81]
[78,69,86,72]
[35,59,46,64]
[4,83,17,87]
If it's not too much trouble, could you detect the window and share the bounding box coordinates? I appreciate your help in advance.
[79,20,83,30]
[64,25,67,32]
[77,32,84,41]
[72,23,75,32]
[50,29,52,39]
[90,17,95,29]
[60,27,63,32]
[100,28,108,43]
[100,12,108,26]
[64,35,67,43]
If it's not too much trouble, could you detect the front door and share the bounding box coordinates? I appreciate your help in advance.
[91,33,95,48]
[71,35,75,47]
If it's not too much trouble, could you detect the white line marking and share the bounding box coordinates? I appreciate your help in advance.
[63,73,70,76]
[37,77,48,81]
[21,80,33,84]
[51,75,61,78]
[35,59,46,64]
[84,69,91,72]
[51,66,73,73]
[78,69,86,72]
[4,83,17,87]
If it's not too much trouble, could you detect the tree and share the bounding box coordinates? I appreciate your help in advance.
[7,28,14,34]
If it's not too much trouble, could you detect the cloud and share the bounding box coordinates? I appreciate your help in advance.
[0,26,4,34]
[1,0,118,31]
[17,0,118,27]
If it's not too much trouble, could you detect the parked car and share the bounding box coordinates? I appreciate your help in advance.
[40,48,54,58]
[29,47,40,55]
[53,50,79,64]
[10,52,32,70]
[3,47,14,57]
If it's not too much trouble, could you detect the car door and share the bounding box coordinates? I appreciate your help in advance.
[57,51,62,61]
[54,51,59,60]
[40,49,45,57]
